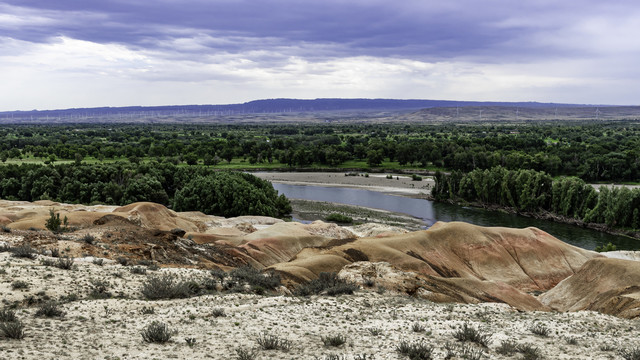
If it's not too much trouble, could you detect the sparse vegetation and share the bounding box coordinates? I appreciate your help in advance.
[529,323,550,337]
[0,308,18,323]
[55,256,74,270]
[595,242,617,252]
[10,244,37,259]
[211,308,226,318]
[236,347,259,360]
[411,322,426,333]
[325,213,353,224]
[11,280,29,290]
[0,320,25,339]
[620,347,640,360]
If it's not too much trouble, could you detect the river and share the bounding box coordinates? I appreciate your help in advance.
[272,182,638,251]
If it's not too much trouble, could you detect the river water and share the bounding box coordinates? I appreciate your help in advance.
[272,183,638,251]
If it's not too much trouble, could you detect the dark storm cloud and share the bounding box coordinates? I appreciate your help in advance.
[0,0,593,61]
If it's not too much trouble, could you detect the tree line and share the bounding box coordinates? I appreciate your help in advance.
[1,122,640,182]
[433,166,640,230]
[0,162,291,218]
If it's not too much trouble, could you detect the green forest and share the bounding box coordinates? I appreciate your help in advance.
[1,121,639,182]
[433,167,640,231]
[0,163,291,218]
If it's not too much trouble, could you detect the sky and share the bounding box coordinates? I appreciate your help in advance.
[1,0,639,111]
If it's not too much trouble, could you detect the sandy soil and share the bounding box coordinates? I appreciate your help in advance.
[253,172,434,197]
[1,250,638,360]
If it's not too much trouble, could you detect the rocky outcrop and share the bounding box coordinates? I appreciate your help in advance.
[540,257,640,318]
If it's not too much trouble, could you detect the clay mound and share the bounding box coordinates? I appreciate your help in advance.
[113,202,198,232]
[540,258,640,318]
[269,221,599,310]
[0,215,12,225]
[9,209,108,230]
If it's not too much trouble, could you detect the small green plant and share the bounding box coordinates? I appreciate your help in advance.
[516,343,542,360]
[141,321,174,343]
[367,327,382,336]
[89,279,112,299]
[11,280,29,290]
[566,336,578,345]
[325,213,353,223]
[35,301,65,318]
[411,174,422,181]
[453,323,491,347]
[496,340,518,355]
[236,347,259,360]
[322,334,347,347]
[140,306,156,315]
[0,320,25,339]
[256,331,292,351]
[45,209,68,233]
[595,242,617,252]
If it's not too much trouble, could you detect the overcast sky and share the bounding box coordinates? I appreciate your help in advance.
[1,0,639,111]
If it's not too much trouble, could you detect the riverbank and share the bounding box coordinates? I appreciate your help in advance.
[253,171,434,197]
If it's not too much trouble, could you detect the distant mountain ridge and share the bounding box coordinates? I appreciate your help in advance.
[0,98,602,119]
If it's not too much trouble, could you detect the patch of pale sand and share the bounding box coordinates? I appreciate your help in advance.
[603,250,640,261]
[253,171,433,196]
[1,252,639,359]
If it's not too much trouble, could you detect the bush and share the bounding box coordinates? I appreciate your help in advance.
[55,257,74,270]
[0,308,18,323]
[529,323,550,337]
[211,308,226,318]
[89,280,112,299]
[294,272,358,296]
[412,322,426,333]
[325,213,353,224]
[0,320,25,339]
[11,280,29,290]
[236,347,259,360]
[321,334,347,347]
[80,234,95,245]
[130,266,147,275]
[256,331,291,351]
[228,266,281,293]
[141,321,174,343]
[411,174,422,181]
[35,301,65,318]
[141,274,195,300]
[396,340,433,360]
[453,323,491,347]
[621,347,640,360]
[45,209,68,233]
[10,245,37,259]
[595,242,617,252]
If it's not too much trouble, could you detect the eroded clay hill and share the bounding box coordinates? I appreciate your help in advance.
[3,199,640,318]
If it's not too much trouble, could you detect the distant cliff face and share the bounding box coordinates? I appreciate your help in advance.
[5,199,640,318]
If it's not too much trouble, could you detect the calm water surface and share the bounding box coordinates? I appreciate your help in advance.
[272,183,638,251]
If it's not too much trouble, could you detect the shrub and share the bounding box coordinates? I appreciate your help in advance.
[130,266,148,275]
[92,258,104,266]
[517,343,542,360]
[80,234,95,245]
[453,323,491,347]
[368,327,382,336]
[141,274,195,300]
[89,280,112,299]
[529,323,550,337]
[236,347,259,360]
[40,258,56,267]
[10,244,37,259]
[396,340,433,360]
[496,340,518,355]
[45,209,62,232]
[256,331,291,351]
[11,280,29,290]
[411,174,423,181]
[141,321,174,343]
[0,320,25,339]
[326,213,353,223]
[211,308,226,318]
[0,308,18,322]
[140,306,156,315]
[322,334,347,347]
[55,257,74,270]
[228,266,281,292]
[595,242,617,252]
[412,322,426,333]
[294,272,358,296]
[35,301,65,318]
[621,347,640,360]
[116,257,129,266]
